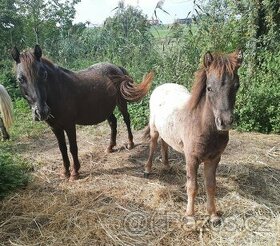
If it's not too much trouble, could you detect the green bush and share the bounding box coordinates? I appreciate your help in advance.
[236,50,280,133]
[0,152,29,198]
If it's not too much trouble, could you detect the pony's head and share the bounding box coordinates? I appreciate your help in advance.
[12,45,50,121]
[189,50,243,131]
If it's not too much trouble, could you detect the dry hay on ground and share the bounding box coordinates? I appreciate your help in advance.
[0,123,279,245]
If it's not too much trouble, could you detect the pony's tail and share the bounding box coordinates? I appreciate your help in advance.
[142,125,151,141]
[119,71,154,102]
[0,85,13,129]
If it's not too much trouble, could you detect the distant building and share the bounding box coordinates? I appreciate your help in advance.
[148,19,161,26]
[174,18,192,25]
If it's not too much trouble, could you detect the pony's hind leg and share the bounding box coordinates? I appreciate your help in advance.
[0,117,10,140]
[118,101,134,149]
[144,127,159,178]
[106,113,117,153]
[161,139,170,170]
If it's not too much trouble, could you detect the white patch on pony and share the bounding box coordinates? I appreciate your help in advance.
[149,83,191,153]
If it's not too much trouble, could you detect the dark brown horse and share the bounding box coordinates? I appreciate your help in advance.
[12,45,153,181]
[144,50,242,224]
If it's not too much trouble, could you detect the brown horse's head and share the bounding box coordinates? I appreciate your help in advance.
[189,50,243,131]
[12,45,50,121]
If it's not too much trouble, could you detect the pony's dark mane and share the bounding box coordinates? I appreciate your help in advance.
[187,52,240,111]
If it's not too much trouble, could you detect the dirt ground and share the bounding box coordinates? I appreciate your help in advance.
[0,123,279,246]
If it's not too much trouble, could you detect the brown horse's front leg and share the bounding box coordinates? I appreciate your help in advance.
[65,126,80,181]
[185,155,199,223]
[51,127,71,179]
[204,157,221,225]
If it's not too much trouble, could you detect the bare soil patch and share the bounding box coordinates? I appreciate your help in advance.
[1,123,279,245]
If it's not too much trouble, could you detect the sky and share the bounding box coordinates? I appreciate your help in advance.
[74,0,194,25]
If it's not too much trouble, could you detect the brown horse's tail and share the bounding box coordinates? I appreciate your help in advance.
[142,125,151,141]
[118,69,154,103]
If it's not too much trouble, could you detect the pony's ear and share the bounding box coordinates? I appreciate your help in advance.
[204,51,213,68]
[11,47,20,63]
[235,49,243,68]
[34,44,42,60]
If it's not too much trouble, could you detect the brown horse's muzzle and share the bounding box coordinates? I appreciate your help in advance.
[32,104,51,121]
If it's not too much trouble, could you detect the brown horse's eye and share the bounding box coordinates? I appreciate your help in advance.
[18,77,26,84]
[207,86,213,92]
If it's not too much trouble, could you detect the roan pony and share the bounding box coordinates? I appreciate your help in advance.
[144,50,242,224]
[12,45,153,181]
[0,84,13,140]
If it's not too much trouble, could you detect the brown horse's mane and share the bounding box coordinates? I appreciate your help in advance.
[187,52,240,111]
[17,51,74,81]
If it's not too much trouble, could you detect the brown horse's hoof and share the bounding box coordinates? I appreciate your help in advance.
[127,142,134,150]
[144,172,150,178]
[60,171,70,180]
[69,173,79,182]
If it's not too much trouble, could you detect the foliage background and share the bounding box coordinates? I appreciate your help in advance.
[1,0,279,133]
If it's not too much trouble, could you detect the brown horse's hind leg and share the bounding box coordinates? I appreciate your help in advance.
[0,117,10,140]
[106,114,117,153]
[204,157,221,225]
[161,139,170,170]
[117,101,134,150]
[65,126,80,181]
[51,127,71,179]
[144,127,159,177]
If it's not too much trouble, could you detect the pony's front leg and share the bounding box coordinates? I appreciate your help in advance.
[51,127,70,179]
[185,154,199,223]
[204,157,221,225]
[65,126,80,181]
[0,117,9,140]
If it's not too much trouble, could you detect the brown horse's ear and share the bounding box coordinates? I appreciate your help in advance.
[235,49,243,68]
[11,47,20,63]
[34,44,42,60]
[204,51,213,68]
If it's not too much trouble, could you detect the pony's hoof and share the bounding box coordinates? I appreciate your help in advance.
[184,216,196,227]
[163,164,171,171]
[144,172,150,178]
[210,215,221,227]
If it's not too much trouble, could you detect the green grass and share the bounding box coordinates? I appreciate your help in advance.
[0,98,46,198]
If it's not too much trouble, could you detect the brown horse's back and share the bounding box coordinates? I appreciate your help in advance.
[73,64,119,124]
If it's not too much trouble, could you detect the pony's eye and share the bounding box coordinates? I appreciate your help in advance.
[207,87,213,92]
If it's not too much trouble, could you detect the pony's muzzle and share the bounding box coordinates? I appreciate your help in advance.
[216,114,234,131]
[32,104,51,121]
